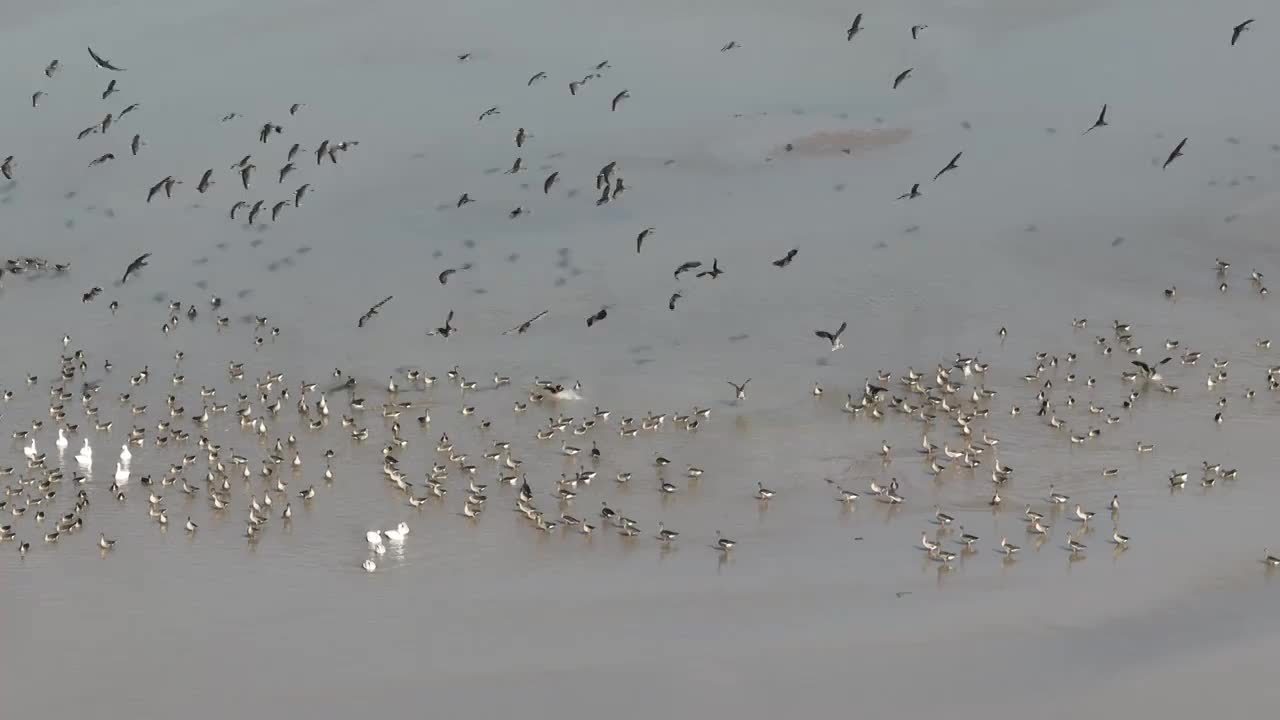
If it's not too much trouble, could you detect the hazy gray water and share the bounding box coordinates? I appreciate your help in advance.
[4,0,1280,716]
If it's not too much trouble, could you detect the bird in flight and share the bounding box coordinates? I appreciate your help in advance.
[1083,104,1108,134]
[478,107,500,122]
[892,67,913,89]
[674,261,702,279]
[636,227,655,254]
[197,169,214,193]
[87,47,125,71]
[1,156,14,180]
[528,72,547,86]
[1231,19,1254,46]
[911,24,928,40]
[933,152,962,181]
[44,59,59,77]
[1162,137,1187,169]
[88,153,114,167]
[720,41,740,52]
[586,307,609,328]
[727,378,751,401]
[503,310,549,335]
[430,310,456,338]
[357,296,394,328]
[1132,357,1172,381]
[120,253,151,284]
[611,90,630,112]
[543,171,559,194]
[696,258,724,279]
[773,248,799,267]
[897,183,921,200]
[102,79,119,99]
[437,264,472,285]
[31,91,45,108]
[847,14,863,41]
[815,321,848,351]
[668,292,682,310]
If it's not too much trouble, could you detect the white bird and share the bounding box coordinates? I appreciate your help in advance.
[75,438,93,466]
[119,444,132,463]
[114,462,129,483]
[365,530,383,546]
[362,559,377,572]
[55,428,68,450]
[383,522,410,543]
[23,440,36,459]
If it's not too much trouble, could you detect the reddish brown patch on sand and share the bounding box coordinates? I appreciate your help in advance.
[777,127,912,157]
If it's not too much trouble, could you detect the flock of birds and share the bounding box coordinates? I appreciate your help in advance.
[3,18,1279,579]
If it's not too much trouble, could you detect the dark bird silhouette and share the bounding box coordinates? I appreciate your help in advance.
[543,172,559,194]
[278,163,295,184]
[668,292,682,310]
[674,261,702,279]
[131,134,143,155]
[87,47,125,71]
[892,67,913,89]
[911,24,928,39]
[720,41,740,52]
[229,201,247,220]
[240,164,255,189]
[146,178,166,203]
[99,112,113,133]
[31,91,45,108]
[430,310,456,338]
[163,177,181,198]
[1,156,15,180]
[596,184,611,206]
[294,184,310,207]
[88,153,114,167]
[815,321,848,351]
[457,193,473,207]
[315,140,330,165]
[289,103,305,115]
[259,123,282,143]
[438,264,472,285]
[515,128,527,148]
[586,307,608,327]
[247,200,264,225]
[478,107,500,122]
[120,253,150,284]
[1232,19,1254,46]
[506,157,524,174]
[82,287,103,303]
[933,151,962,181]
[503,310,549,335]
[636,227,655,253]
[1162,138,1187,170]
[288,143,303,162]
[77,125,99,140]
[508,206,526,219]
[44,59,59,77]
[611,90,630,112]
[897,183,921,200]
[357,296,394,328]
[197,169,214,193]
[528,72,547,86]
[847,13,863,41]
[773,248,799,267]
[119,102,139,118]
[696,258,724,278]
[1083,104,1108,134]
[271,201,288,221]
[102,79,118,99]
[727,378,751,400]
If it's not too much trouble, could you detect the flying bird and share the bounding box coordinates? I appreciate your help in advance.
[289,103,305,115]
[527,71,547,86]
[674,261,703,279]
[892,67,913,89]
[240,164,255,189]
[1,156,14,180]
[315,140,330,165]
[611,90,630,112]
[815,321,848,351]
[88,153,114,167]
[636,227,655,253]
[102,79,119,99]
[77,125,99,140]
[357,296,394,327]
[87,47,125,71]
[229,201,248,220]
[515,128,527,148]
[933,151,962,181]
[288,143,303,162]
[503,310,549,335]
[197,169,214,193]
[897,183,921,200]
[1162,137,1187,169]
[131,134,143,155]
[294,184,310,207]
[543,171,559,194]
[478,107,500,121]
[44,59,59,77]
[1232,19,1254,46]
[728,378,751,401]
[720,41,740,52]
[911,24,928,39]
[668,292,682,310]
[119,103,139,118]
[847,14,863,41]
[120,253,150,284]
[259,123,282,143]
[247,200,264,224]
[1083,104,1108,134]
[278,163,295,183]
[696,258,724,279]
[772,248,798,267]
[586,307,608,327]
[430,310,456,338]
[457,193,473,207]
[438,264,472,285]
[145,178,166,203]
[32,91,45,107]
[271,201,288,222]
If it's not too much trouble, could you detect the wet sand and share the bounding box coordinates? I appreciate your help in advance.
[3,0,1280,717]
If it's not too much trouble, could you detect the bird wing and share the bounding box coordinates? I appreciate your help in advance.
[835,321,848,338]
[87,47,123,71]
[1131,360,1151,372]
[815,330,833,341]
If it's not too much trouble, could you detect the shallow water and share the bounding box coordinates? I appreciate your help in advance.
[4,0,1280,716]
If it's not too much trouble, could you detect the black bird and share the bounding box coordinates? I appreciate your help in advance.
[543,172,559,194]
[815,321,848,351]
[88,153,114,167]
[294,184,310,207]
[120,253,150,284]
[728,378,751,400]
[119,103,139,118]
[229,201,247,220]
[45,59,59,77]
[897,183,921,200]
[668,292,682,310]
[102,79,118,99]
[196,169,214,193]
[240,164,255,189]
[478,107,500,121]
[315,140,330,165]
[247,200,264,225]
[145,178,165,203]
[82,287,103,303]
[503,310,549,335]
[674,261,702,279]
[696,258,724,278]
[438,264,472,285]
[1083,104,1108,134]
[259,123,281,143]
[636,227,655,253]
[528,72,547,86]
[892,67,913,89]
[271,201,288,221]
[87,47,125,71]
[934,152,962,181]
[586,307,608,327]
[1231,19,1254,46]
[131,134,143,155]
[288,143,303,162]
[357,296,394,328]
[720,41,740,52]
[847,13,863,41]
[1162,138,1187,170]
[289,103,305,115]
[431,310,456,338]
[911,24,928,39]
[611,90,630,112]
[457,193,473,207]
[772,248,799,267]
[1132,357,1172,380]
